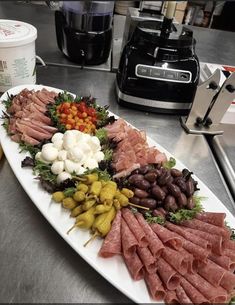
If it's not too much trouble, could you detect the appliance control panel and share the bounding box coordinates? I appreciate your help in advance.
[135,64,192,83]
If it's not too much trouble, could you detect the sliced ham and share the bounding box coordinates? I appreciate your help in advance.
[175,285,192,304]
[157,258,181,291]
[195,211,226,227]
[16,124,52,141]
[121,218,138,258]
[150,223,182,250]
[21,134,40,146]
[166,222,212,251]
[180,278,210,304]
[135,213,164,258]
[137,246,156,274]
[162,246,188,275]
[197,259,226,287]
[182,226,223,255]
[98,211,121,258]
[123,251,145,281]
[185,272,228,303]
[145,272,166,301]
[209,253,235,272]
[181,218,231,239]
[121,208,148,247]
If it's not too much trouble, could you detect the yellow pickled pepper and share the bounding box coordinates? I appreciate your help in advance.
[99,181,117,205]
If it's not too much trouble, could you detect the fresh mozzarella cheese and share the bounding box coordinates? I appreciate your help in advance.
[51,161,64,175]
[84,158,98,170]
[56,171,72,184]
[67,146,84,162]
[51,132,64,143]
[94,151,105,162]
[41,146,58,162]
[57,150,67,161]
[53,140,63,150]
[35,152,50,164]
[64,159,80,174]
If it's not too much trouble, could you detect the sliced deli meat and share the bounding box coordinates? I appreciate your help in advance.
[195,211,226,227]
[98,211,121,258]
[123,251,145,281]
[162,246,188,275]
[121,208,148,247]
[150,223,182,250]
[164,290,180,304]
[157,257,181,291]
[135,213,164,258]
[175,285,192,304]
[209,253,235,272]
[145,272,166,301]
[223,239,235,251]
[121,218,138,258]
[136,246,156,274]
[197,259,226,287]
[180,278,210,304]
[220,271,235,292]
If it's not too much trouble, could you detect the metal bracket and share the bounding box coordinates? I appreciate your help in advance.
[181,69,235,135]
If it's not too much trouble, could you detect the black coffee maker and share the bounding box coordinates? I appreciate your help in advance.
[116,7,200,114]
[55,1,114,65]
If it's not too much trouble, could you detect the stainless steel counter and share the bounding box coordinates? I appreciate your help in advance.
[0,1,235,303]
[209,124,235,203]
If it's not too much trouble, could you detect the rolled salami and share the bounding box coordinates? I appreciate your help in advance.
[122,208,148,247]
[123,251,145,281]
[99,210,121,258]
[162,246,188,275]
[145,272,166,301]
[157,258,181,291]
[195,211,226,227]
[164,290,180,304]
[137,246,156,274]
[180,278,210,304]
[121,218,138,258]
[220,271,235,292]
[197,259,226,287]
[176,285,192,304]
[209,253,235,272]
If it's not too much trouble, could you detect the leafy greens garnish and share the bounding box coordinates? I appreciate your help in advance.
[33,160,57,184]
[163,157,176,169]
[169,196,205,224]
[83,168,111,181]
[225,222,235,241]
[63,187,76,197]
[144,211,165,225]
[19,142,40,157]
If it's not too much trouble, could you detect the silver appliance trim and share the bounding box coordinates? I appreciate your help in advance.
[116,85,191,110]
[135,64,192,83]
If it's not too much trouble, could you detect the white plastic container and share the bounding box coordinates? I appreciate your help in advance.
[0,20,37,92]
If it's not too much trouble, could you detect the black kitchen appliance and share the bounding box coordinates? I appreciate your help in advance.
[116,19,200,114]
[55,1,114,65]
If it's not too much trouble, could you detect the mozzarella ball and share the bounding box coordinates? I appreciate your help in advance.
[41,146,58,162]
[53,140,63,150]
[63,131,77,150]
[80,142,91,155]
[56,172,72,184]
[57,150,67,161]
[64,159,80,174]
[84,158,98,170]
[89,136,101,152]
[51,161,64,175]
[51,132,64,143]
[75,165,86,175]
[67,146,84,162]
[35,152,50,164]
[94,151,104,162]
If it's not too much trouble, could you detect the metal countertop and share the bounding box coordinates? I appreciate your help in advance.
[209,124,235,203]
[0,65,234,303]
[0,1,235,303]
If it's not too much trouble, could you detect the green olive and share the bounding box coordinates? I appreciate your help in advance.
[52,191,65,203]
[73,191,86,202]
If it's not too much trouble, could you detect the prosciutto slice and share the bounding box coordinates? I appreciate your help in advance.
[181,219,231,239]
[150,223,182,250]
[123,251,145,281]
[195,211,226,227]
[121,218,138,258]
[145,272,166,301]
[135,213,164,258]
[98,211,121,258]
[122,208,148,247]
[180,278,210,304]
[157,258,181,291]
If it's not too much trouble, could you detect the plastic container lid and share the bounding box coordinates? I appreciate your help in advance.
[0,20,37,48]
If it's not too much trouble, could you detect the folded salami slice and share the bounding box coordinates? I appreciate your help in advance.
[175,285,192,304]
[195,211,226,227]
[178,247,196,273]
[180,278,210,304]
[162,247,188,275]
[224,248,235,262]
[182,226,223,255]
[137,246,156,274]
[209,253,235,272]
[173,231,209,262]
[197,259,226,287]
[157,257,181,291]
[98,210,121,258]
[166,222,212,251]
[220,271,235,292]
[150,223,182,250]
[185,272,228,303]
[181,218,231,239]
[145,272,166,301]
[164,290,180,304]
[121,218,138,258]
[122,208,148,247]
[123,251,145,281]
[224,239,235,251]
[135,213,164,258]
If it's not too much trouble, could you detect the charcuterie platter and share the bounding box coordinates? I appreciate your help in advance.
[0,84,235,304]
